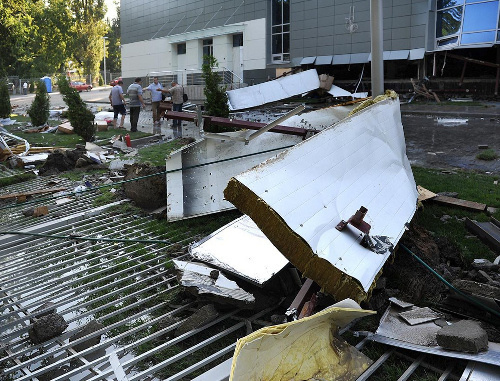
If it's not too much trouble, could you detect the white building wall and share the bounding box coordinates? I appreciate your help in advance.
[121,18,267,83]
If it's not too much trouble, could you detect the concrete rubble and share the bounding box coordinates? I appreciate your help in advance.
[436,320,489,353]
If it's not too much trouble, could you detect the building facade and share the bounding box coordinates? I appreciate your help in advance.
[120,0,500,87]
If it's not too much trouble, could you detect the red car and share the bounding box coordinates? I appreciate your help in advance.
[70,81,92,92]
[109,77,122,86]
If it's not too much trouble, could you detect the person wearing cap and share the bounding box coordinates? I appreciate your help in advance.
[109,80,126,129]
[127,77,146,132]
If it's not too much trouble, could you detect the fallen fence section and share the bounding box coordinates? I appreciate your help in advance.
[165,132,302,221]
[224,98,419,303]
[190,215,289,287]
[226,69,320,110]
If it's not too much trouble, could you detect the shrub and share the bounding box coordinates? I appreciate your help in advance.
[27,80,50,126]
[29,82,35,93]
[58,75,95,142]
[476,149,499,161]
[98,76,103,86]
[202,55,229,118]
[0,80,12,119]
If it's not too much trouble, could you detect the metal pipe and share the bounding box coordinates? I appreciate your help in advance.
[370,0,384,96]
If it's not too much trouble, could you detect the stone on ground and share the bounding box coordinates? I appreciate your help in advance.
[436,320,488,353]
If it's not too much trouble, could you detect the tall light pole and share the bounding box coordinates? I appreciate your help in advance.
[103,36,108,86]
[370,0,384,97]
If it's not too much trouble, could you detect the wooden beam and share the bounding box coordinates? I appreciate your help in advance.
[0,187,66,200]
[432,195,487,212]
[438,51,500,69]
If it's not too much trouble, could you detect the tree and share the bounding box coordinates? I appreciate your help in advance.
[58,76,95,141]
[102,5,121,74]
[27,80,50,126]
[202,55,229,118]
[0,80,12,119]
[70,0,108,83]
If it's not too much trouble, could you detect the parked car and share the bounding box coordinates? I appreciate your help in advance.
[70,81,92,92]
[109,77,122,86]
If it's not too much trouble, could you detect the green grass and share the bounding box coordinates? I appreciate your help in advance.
[6,114,151,148]
[136,138,192,166]
[0,172,36,187]
[93,188,118,207]
[476,148,499,161]
[412,166,500,207]
[412,166,499,263]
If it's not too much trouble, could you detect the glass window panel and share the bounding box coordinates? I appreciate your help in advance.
[203,38,213,46]
[283,32,290,53]
[177,43,186,54]
[283,53,290,62]
[438,0,463,8]
[283,24,290,32]
[272,0,282,25]
[463,2,499,32]
[272,25,282,34]
[272,34,282,54]
[233,33,243,47]
[437,36,459,45]
[283,0,290,24]
[461,30,496,43]
[436,7,463,37]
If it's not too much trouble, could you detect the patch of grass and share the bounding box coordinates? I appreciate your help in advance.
[4,115,151,149]
[93,188,118,207]
[476,148,499,161]
[412,166,500,207]
[136,138,192,166]
[0,172,36,187]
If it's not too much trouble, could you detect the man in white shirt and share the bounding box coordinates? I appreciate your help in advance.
[144,76,163,133]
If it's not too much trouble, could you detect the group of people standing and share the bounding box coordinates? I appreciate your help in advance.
[108,76,184,133]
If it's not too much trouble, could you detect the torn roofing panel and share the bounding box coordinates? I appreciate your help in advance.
[226,69,320,110]
[190,215,289,287]
[224,99,418,302]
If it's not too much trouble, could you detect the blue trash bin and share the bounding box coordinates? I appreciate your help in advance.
[41,76,52,93]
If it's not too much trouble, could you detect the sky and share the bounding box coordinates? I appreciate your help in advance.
[105,0,118,21]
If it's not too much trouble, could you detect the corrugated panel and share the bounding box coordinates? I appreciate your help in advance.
[300,56,317,65]
[389,50,410,60]
[224,99,419,303]
[290,57,303,67]
[315,55,333,65]
[226,69,320,110]
[409,48,426,60]
[350,53,370,64]
[332,54,350,65]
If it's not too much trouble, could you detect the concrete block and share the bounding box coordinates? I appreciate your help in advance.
[452,279,500,300]
[70,320,105,352]
[436,320,488,353]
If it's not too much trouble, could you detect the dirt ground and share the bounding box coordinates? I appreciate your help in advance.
[9,89,500,173]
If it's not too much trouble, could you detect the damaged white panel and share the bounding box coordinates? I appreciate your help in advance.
[280,105,354,130]
[226,69,320,110]
[327,85,353,98]
[224,99,418,301]
[165,132,302,221]
[173,260,255,306]
[190,215,288,287]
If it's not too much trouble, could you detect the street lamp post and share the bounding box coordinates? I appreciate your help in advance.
[103,37,108,86]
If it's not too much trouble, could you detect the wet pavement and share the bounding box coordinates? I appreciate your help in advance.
[8,89,500,173]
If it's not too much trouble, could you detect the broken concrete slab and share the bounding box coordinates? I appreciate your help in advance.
[388,297,414,309]
[230,299,375,381]
[28,313,68,344]
[436,320,488,353]
[226,69,320,110]
[399,306,441,326]
[123,163,166,209]
[173,259,255,309]
[189,215,288,287]
[370,305,500,366]
[224,97,418,303]
[174,304,219,337]
[452,280,500,300]
[69,320,105,352]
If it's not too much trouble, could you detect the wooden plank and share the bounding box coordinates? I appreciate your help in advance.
[417,185,436,202]
[465,218,500,253]
[58,122,74,134]
[0,187,66,200]
[432,196,486,212]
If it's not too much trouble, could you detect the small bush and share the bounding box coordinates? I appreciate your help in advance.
[476,149,498,161]
[58,75,95,142]
[99,76,103,86]
[29,82,35,93]
[202,55,229,118]
[0,80,12,119]
[27,80,50,126]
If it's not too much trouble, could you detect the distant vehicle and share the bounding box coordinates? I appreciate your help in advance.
[70,81,92,92]
[109,77,122,86]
